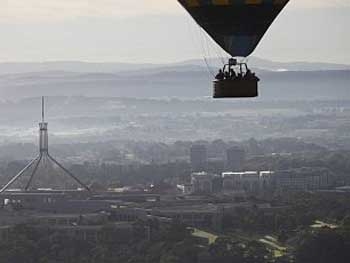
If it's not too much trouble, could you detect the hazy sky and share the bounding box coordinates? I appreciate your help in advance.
[1,0,349,19]
[0,0,349,63]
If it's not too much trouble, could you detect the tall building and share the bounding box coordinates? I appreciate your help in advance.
[226,146,246,171]
[190,145,207,172]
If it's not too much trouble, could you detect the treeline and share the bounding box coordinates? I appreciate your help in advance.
[2,219,350,263]
[0,137,326,164]
[1,140,350,189]
[0,222,273,263]
[224,192,350,235]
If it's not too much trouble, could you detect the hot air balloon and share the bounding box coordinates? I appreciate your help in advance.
[178,0,290,98]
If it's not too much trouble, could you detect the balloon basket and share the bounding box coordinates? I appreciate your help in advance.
[213,79,258,98]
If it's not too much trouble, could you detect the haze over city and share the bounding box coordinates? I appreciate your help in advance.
[0,1,350,263]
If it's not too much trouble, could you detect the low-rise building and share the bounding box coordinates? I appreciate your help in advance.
[151,204,223,231]
[222,171,275,193]
[45,222,134,243]
[275,168,333,191]
[177,184,193,195]
[191,172,216,194]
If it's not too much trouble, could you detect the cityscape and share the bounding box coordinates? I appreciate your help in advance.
[0,1,350,263]
[0,96,349,263]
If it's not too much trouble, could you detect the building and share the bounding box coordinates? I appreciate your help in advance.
[0,191,116,214]
[222,171,275,193]
[184,170,276,195]
[226,146,245,171]
[191,172,216,194]
[260,171,275,190]
[222,168,333,193]
[47,223,134,243]
[0,218,135,243]
[110,207,148,222]
[30,213,108,226]
[177,184,193,195]
[275,167,333,191]
[151,204,223,230]
[223,171,258,192]
[0,206,153,243]
[190,145,207,172]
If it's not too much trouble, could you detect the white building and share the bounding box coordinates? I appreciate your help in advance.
[222,171,275,193]
[275,168,332,191]
[191,172,216,194]
[177,184,193,195]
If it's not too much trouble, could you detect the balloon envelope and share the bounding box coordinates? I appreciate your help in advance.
[178,0,289,57]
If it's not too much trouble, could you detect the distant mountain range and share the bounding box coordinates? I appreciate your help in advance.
[0,58,349,100]
[178,57,350,72]
[0,57,349,75]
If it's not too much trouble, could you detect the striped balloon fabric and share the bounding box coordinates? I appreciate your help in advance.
[178,0,289,57]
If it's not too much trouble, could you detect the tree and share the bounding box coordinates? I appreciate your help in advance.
[209,237,271,263]
[296,229,349,263]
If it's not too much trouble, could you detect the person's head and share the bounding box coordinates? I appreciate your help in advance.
[219,69,223,73]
